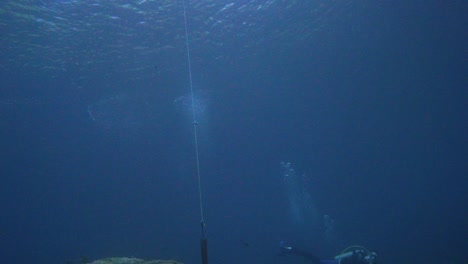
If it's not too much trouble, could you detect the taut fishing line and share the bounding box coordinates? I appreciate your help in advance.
[182,1,208,263]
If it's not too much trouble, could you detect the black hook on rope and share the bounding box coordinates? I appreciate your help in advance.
[200,221,208,264]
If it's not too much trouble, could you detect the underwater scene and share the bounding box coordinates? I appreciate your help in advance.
[0,0,466,263]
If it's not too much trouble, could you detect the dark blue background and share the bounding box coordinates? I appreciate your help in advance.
[0,1,466,263]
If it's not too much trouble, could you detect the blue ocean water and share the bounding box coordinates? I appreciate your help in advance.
[0,1,466,263]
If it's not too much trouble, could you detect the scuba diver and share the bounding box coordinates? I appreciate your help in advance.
[279,241,378,264]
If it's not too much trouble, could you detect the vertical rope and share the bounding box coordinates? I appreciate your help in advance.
[182,0,206,238]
